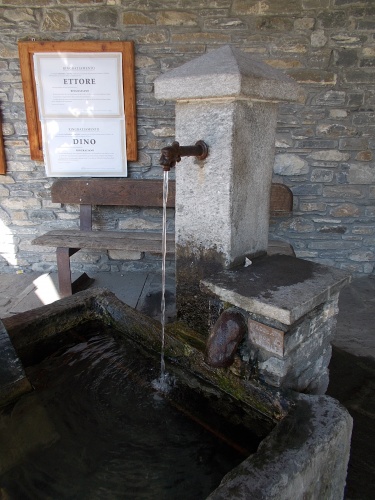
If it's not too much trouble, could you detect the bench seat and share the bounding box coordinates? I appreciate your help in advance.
[33,229,175,253]
[34,230,293,257]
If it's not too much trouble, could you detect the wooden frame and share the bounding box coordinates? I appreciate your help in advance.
[0,111,5,174]
[18,40,137,163]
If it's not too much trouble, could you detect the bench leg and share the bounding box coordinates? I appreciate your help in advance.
[56,247,79,297]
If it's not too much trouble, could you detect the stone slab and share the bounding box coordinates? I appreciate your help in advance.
[333,275,375,359]
[155,45,305,103]
[201,254,351,325]
[0,273,42,319]
[207,394,352,500]
[88,271,150,309]
[0,320,32,406]
[0,271,152,318]
[137,272,176,323]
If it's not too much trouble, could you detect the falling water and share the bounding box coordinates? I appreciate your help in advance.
[152,170,173,392]
[160,170,168,379]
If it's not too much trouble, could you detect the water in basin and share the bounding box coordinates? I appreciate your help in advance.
[0,321,263,499]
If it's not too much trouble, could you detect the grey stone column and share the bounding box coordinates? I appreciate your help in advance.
[155,45,304,334]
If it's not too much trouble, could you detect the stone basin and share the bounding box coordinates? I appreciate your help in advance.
[1,288,352,499]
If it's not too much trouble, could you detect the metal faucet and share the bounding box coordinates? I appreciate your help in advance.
[159,140,208,171]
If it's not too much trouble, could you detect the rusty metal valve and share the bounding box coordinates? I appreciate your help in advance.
[159,140,209,171]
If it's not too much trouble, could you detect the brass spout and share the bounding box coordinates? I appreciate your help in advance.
[159,140,208,171]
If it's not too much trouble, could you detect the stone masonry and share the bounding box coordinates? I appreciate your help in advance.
[250,293,340,393]
[0,1,374,276]
[201,254,351,394]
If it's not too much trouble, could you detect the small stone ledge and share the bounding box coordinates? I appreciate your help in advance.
[201,254,351,325]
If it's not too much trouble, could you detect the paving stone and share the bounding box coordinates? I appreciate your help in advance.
[0,320,32,405]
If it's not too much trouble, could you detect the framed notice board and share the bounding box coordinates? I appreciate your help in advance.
[18,40,137,175]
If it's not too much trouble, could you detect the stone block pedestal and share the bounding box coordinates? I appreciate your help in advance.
[201,254,351,394]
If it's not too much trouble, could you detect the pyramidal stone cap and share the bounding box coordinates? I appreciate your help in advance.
[154,45,305,103]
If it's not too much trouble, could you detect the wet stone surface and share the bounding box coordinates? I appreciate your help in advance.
[201,254,350,325]
[0,320,32,405]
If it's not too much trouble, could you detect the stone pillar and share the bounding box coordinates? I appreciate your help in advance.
[155,45,304,334]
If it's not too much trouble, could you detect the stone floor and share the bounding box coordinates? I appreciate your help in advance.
[0,270,374,499]
[327,275,375,500]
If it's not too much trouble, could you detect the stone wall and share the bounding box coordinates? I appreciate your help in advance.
[0,0,374,275]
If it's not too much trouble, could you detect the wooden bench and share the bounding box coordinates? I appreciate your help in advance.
[32,179,293,297]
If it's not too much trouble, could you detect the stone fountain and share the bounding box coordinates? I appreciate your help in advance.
[154,45,350,395]
[155,45,352,497]
[1,46,352,499]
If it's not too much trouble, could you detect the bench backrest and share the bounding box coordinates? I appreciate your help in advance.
[51,178,292,230]
[51,178,175,207]
[51,179,176,231]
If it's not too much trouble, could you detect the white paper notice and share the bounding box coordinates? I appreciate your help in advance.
[41,118,126,177]
[33,52,127,177]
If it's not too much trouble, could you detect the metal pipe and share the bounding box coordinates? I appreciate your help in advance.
[159,140,208,171]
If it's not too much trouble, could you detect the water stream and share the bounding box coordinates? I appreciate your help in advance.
[160,170,169,378]
[152,170,172,392]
